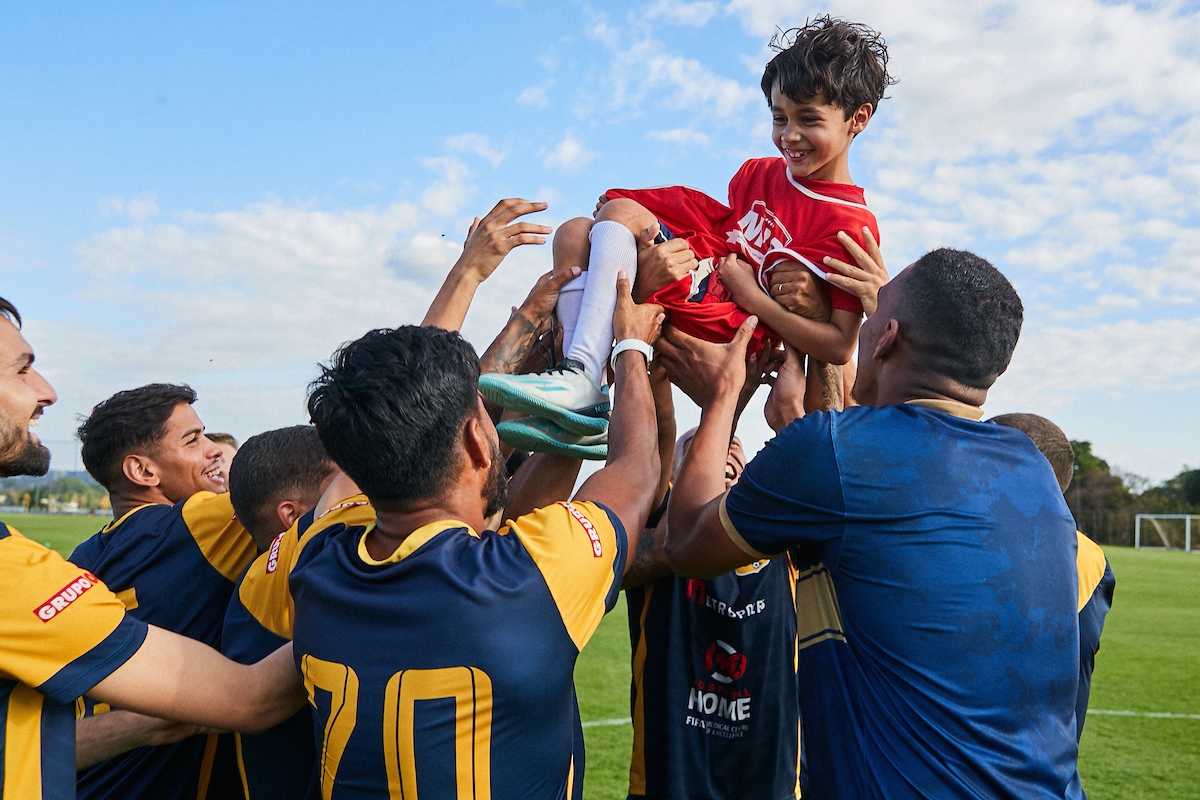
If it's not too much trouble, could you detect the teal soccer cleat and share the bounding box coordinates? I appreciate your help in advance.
[479,360,609,436]
[496,416,608,460]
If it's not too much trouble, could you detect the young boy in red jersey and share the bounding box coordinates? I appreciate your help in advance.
[481,17,894,457]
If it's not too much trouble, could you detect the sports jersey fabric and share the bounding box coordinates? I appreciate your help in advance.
[721,401,1085,799]
[608,157,877,350]
[222,496,374,800]
[626,553,800,800]
[1074,532,1114,740]
[0,522,147,800]
[290,500,627,799]
[70,492,256,800]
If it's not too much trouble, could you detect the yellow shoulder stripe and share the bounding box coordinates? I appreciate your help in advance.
[1076,531,1107,612]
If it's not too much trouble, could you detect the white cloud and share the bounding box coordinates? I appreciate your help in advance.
[541,134,598,173]
[97,192,160,223]
[647,127,712,147]
[585,11,760,124]
[646,0,719,27]
[420,156,474,216]
[517,83,553,108]
[445,133,508,168]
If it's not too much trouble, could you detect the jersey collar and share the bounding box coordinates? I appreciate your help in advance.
[904,398,985,421]
[101,503,158,534]
[357,519,477,566]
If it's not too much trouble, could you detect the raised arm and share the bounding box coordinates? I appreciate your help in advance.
[620,359,678,589]
[572,272,663,567]
[421,198,552,331]
[88,626,305,734]
[656,320,762,578]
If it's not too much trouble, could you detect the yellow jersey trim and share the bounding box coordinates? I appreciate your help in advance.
[718,493,773,560]
[101,503,156,534]
[356,520,475,566]
[1075,532,1107,613]
[5,684,45,799]
[904,398,985,421]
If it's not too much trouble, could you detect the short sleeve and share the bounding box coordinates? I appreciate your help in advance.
[226,495,374,649]
[182,491,258,582]
[505,501,628,651]
[0,526,148,701]
[761,204,879,316]
[722,413,847,557]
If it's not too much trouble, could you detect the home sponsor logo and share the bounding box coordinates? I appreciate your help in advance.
[35,572,101,621]
[686,639,752,739]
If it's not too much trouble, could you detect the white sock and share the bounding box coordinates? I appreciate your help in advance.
[556,273,587,357]
[566,220,635,384]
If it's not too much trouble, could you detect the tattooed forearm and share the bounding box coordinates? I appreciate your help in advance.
[622,521,672,590]
[480,312,538,376]
[810,360,844,412]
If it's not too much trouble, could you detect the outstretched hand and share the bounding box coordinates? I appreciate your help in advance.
[516,267,580,327]
[613,270,665,346]
[655,317,759,412]
[821,227,888,317]
[457,198,553,283]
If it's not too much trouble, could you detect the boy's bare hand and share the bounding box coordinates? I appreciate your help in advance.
[457,198,552,283]
[716,254,759,306]
[769,262,832,322]
[613,270,665,345]
[594,193,610,217]
[822,227,888,317]
[633,224,698,302]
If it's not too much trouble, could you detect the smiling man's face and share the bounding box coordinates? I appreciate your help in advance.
[0,317,57,477]
[148,404,228,500]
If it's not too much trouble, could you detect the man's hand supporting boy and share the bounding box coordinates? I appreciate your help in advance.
[717,254,860,365]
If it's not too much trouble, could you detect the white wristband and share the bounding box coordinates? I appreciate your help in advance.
[610,338,654,372]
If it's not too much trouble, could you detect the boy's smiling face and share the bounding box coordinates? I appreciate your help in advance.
[770,82,871,184]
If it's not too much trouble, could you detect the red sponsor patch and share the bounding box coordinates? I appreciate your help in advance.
[561,502,603,558]
[265,533,284,574]
[35,572,100,622]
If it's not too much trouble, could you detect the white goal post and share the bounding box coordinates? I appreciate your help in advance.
[1134,514,1199,552]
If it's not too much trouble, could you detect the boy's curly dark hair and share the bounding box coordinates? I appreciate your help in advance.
[761,16,895,117]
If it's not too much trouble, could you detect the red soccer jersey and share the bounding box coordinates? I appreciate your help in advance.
[609,157,879,350]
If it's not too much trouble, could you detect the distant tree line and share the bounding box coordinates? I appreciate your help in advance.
[1068,441,1199,547]
[0,471,109,513]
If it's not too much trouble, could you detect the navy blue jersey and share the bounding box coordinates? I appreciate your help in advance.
[722,401,1084,799]
[626,554,800,800]
[1074,533,1114,740]
[222,498,373,800]
[70,493,256,800]
[290,501,626,799]
[0,522,147,800]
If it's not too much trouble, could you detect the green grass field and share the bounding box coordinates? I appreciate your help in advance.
[15,513,1198,798]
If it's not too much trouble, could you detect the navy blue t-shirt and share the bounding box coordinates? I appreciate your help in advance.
[722,403,1084,799]
[626,555,800,800]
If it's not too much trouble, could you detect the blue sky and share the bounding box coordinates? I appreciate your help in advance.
[2,0,1198,483]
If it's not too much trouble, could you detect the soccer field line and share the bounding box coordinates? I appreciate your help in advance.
[1090,709,1200,720]
[581,717,632,728]
[580,710,1200,729]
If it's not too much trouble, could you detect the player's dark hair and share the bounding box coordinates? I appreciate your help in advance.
[0,296,21,328]
[990,413,1074,493]
[307,326,480,506]
[897,249,1023,390]
[761,16,894,118]
[207,432,239,449]
[78,384,198,489]
[229,425,336,550]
